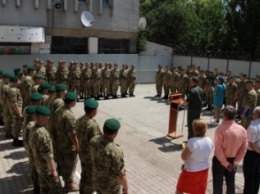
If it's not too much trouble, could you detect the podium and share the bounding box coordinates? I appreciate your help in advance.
[168,93,185,139]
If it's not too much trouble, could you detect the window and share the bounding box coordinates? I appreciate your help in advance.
[78,0,86,3]
[103,0,109,7]
[98,39,129,54]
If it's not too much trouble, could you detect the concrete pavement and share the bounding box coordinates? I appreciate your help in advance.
[0,84,246,193]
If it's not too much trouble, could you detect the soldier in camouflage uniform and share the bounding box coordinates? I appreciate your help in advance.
[36,60,46,81]
[240,80,257,129]
[0,70,4,125]
[46,60,57,85]
[204,77,215,111]
[54,92,79,192]
[81,63,92,99]
[170,68,179,93]
[90,118,128,194]
[44,86,56,109]
[178,68,189,98]
[92,63,102,100]
[69,61,81,99]
[29,106,63,194]
[102,63,111,99]
[20,66,36,109]
[127,65,136,97]
[225,76,238,107]
[155,64,164,97]
[162,66,172,99]
[237,73,247,116]
[75,98,101,194]
[255,81,260,106]
[38,82,50,105]
[9,76,24,147]
[120,65,128,98]
[189,65,199,77]
[56,60,69,84]
[110,63,120,99]
[0,72,13,138]
[31,73,43,93]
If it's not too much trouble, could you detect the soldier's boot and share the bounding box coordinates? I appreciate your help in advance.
[5,131,13,139]
[33,182,40,194]
[64,182,79,192]
[12,138,23,147]
[130,93,135,97]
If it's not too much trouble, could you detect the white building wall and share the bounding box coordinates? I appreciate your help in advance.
[139,42,173,56]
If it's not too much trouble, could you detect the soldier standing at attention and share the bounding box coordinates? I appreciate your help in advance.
[9,76,24,147]
[171,68,180,94]
[70,61,81,100]
[38,82,50,105]
[178,68,189,98]
[31,74,43,93]
[75,98,101,194]
[37,60,46,81]
[92,63,102,100]
[241,80,257,129]
[155,64,164,97]
[225,76,238,107]
[0,70,4,125]
[29,106,63,194]
[46,59,57,86]
[255,81,260,106]
[236,73,247,118]
[0,72,13,138]
[162,66,172,100]
[44,86,56,109]
[90,118,129,194]
[102,63,111,99]
[111,63,120,99]
[54,92,79,192]
[81,63,92,99]
[56,60,69,84]
[120,64,128,98]
[127,65,136,97]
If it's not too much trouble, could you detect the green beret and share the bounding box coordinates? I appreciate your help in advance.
[84,98,99,109]
[40,82,50,90]
[48,86,56,92]
[35,106,51,116]
[104,118,121,131]
[64,92,77,101]
[33,73,43,79]
[23,64,28,68]
[30,92,43,101]
[26,105,37,115]
[28,66,36,71]
[10,76,19,82]
[246,79,254,84]
[55,84,67,91]
[3,72,13,79]
[13,68,21,73]
[0,70,4,74]
[17,72,24,78]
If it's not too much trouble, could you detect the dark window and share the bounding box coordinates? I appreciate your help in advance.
[78,0,86,3]
[103,0,109,7]
[98,39,129,54]
[51,36,88,54]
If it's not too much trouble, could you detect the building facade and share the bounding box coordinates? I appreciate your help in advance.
[0,0,140,55]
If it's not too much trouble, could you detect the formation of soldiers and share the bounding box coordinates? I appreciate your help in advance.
[0,58,131,193]
[155,64,260,129]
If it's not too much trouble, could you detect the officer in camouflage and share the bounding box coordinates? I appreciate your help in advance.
[81,63,92,99]
[90,118,129,194]
[162,66,172,99]
[120,64,128,98]
[75,98,101,194]
[225,76,238,107]
[102,63,111,99]
[110,63,120,98]
[127,65,136,97]
[155,64,164,97]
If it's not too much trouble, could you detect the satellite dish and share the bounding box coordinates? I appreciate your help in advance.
[139,17,147,31]
[81,11,94,27]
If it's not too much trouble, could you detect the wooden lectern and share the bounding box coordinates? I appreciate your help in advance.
[168,93,184,139]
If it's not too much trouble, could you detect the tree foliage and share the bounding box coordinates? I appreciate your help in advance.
[140,0,260,60]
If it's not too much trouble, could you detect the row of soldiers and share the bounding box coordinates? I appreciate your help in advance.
[23,58,137,99]
[0,69,128,193]
[155,64,260,128]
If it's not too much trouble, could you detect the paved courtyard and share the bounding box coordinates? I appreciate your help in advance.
[0,84,248,194]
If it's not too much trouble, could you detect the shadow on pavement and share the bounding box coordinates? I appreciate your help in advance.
[4,150,27,160]
[6,161,30,175]
[143,96,170,105]
[149,136,183,152]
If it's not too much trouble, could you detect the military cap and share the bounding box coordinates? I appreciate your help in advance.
[26,105,37,115]
[58,60,63,64]
[48,86,56,92]
[10,76,19,82]
[73,61,78,64]
[241,73,247,77]
[17,72,24,77]
[34,58,39,62]
[70,60,74,64]
[246,79,254,84]
[23,64,28,68]
[103,118,121,132]
[39,60,43,64]
[33,73,43,79]
[0,69,4,74]
[191,76,199,84]
[3,72,13,78]
[64,92,78,101]
[13,68,21,73]
[30,92,43,101]
[84,98,99,109]
[40,82,50,89]
[35,106,51,116]
[28,66,36,71]
[55,83,67,91]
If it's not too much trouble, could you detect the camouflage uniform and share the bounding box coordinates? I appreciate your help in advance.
[1,83,12,133]
[237,80,247,111]
[102,67,111,98]
[69,65,81,96]
[9,87,23,138]
[46,66,57,86]
[110,66,120,97]
[225,82,238,107]
[75,115,102,194]
[241,88,257,129]
[20,75,34,109]
[81,65,92,99]
[0,79,3,124]
[127,66,136,96]
[120,68,128,97]
[204,79,214,110]
[37,66,46,81]
[56,64,69,84]
[163,70,172,99]
[92,66,102,99]
[29,124,63,194]
[90,136,126,194]
[257,88,260,106]
[54,106,78,184]
[170,70,179,93]
[178,73,189,98]
[155,67,164,96]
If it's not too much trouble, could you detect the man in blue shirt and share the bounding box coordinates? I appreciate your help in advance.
[213,77,226,124]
